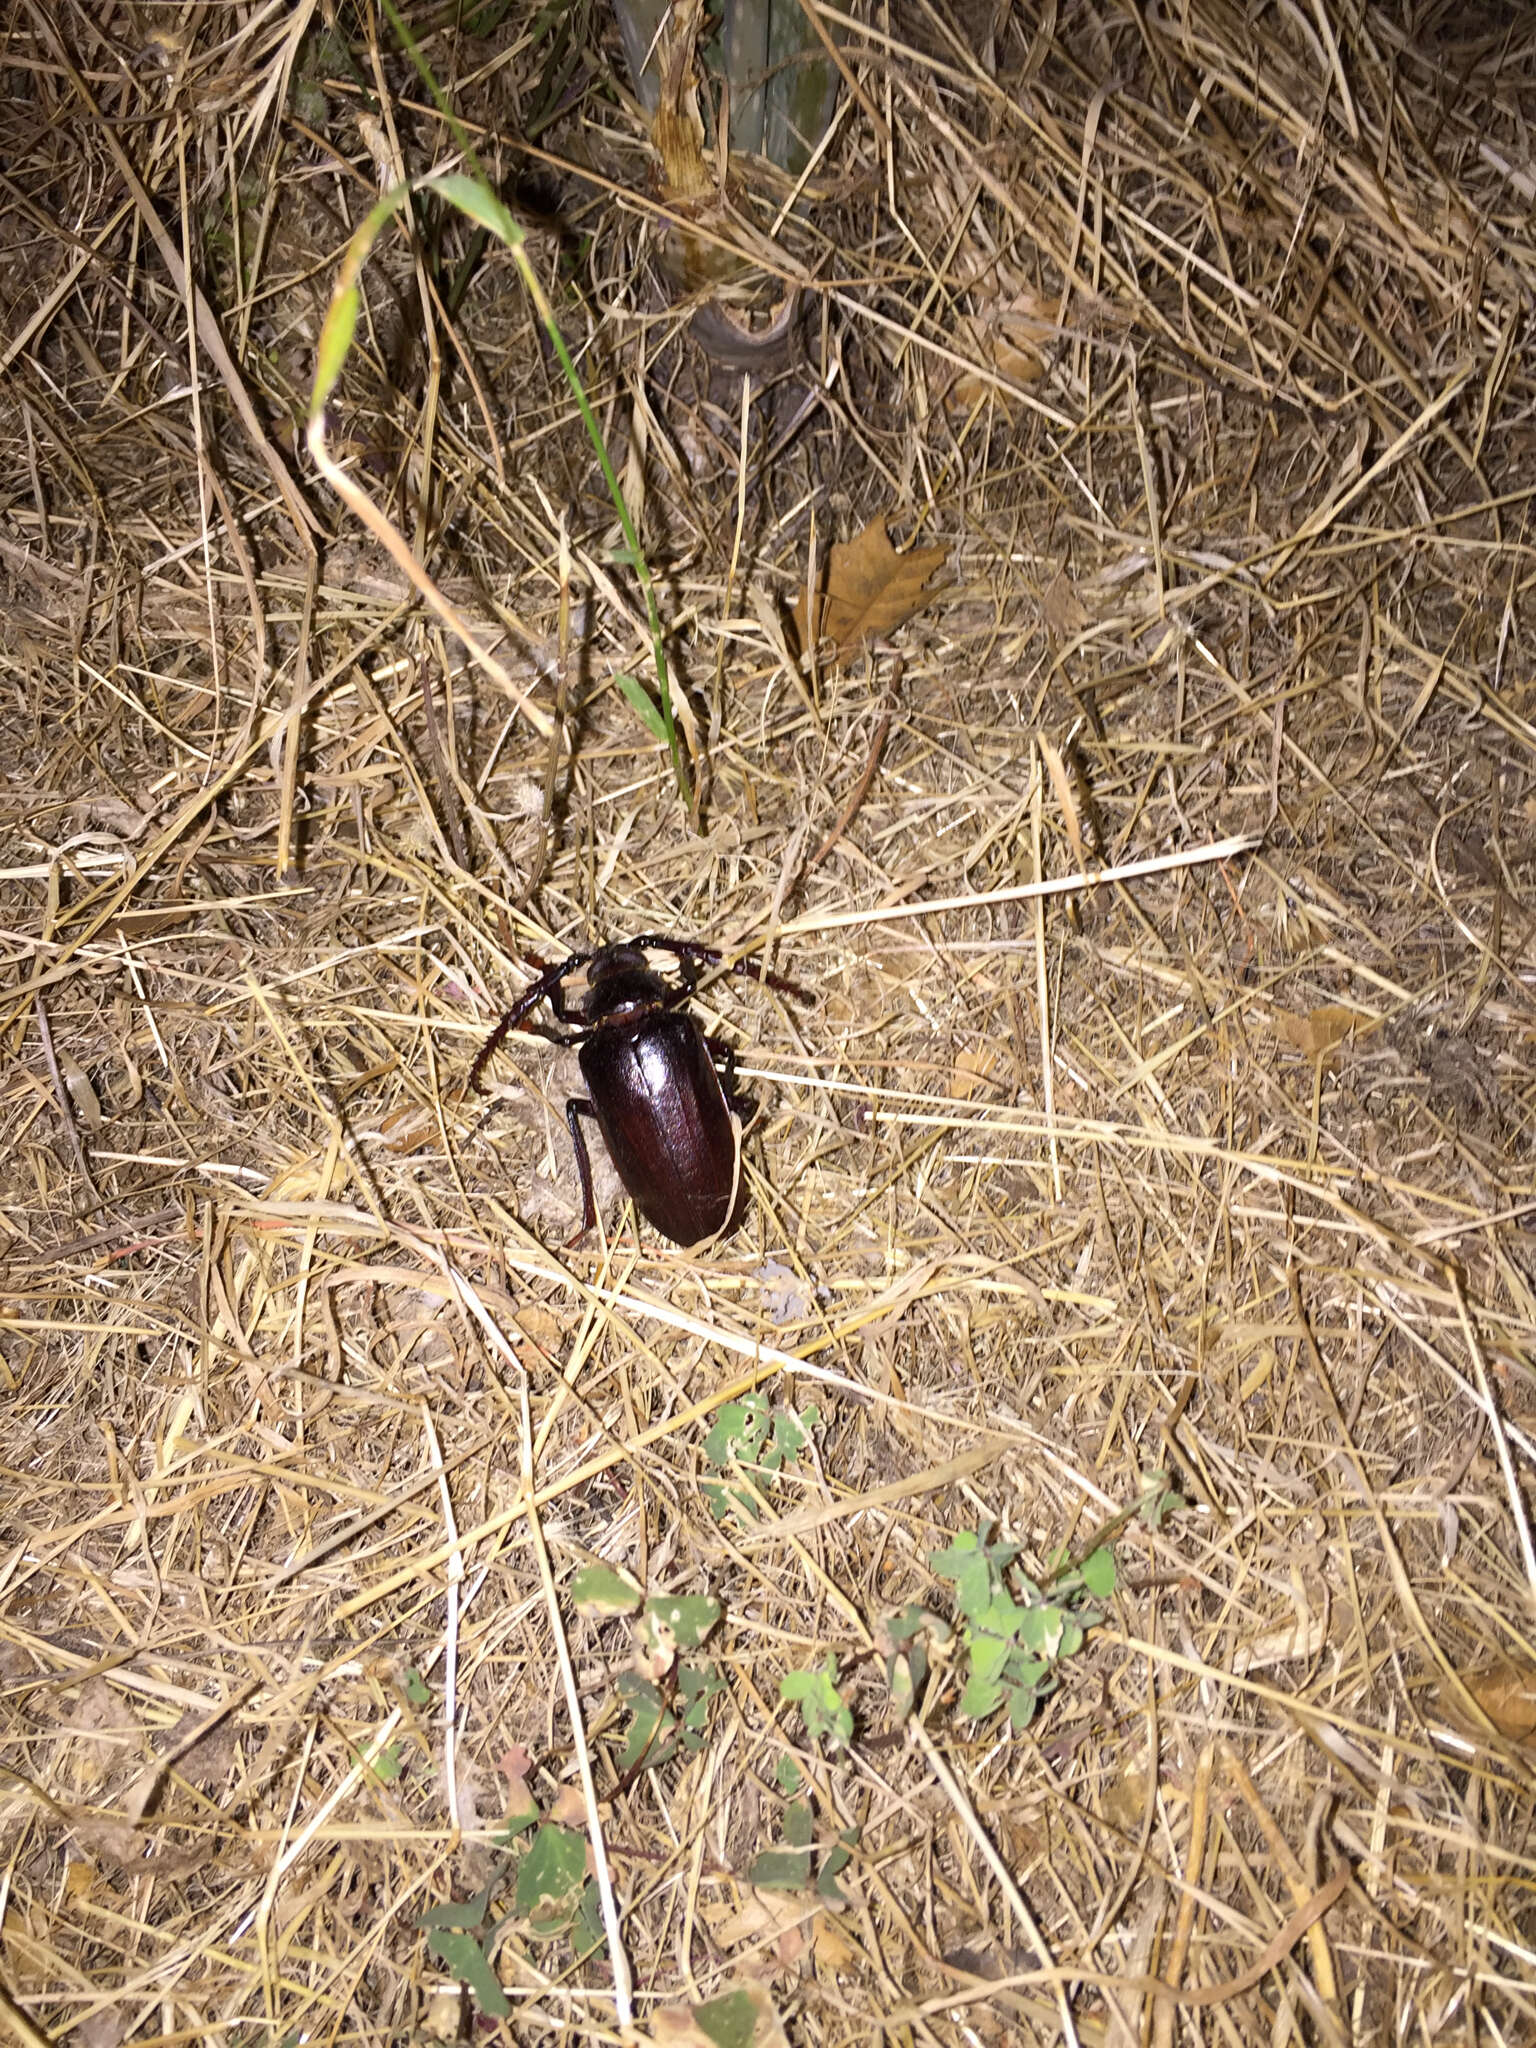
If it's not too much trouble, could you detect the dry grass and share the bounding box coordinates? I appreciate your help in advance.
[4,1,1536,2042]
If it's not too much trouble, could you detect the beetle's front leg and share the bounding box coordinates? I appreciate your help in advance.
[564,1097,602,1245]
[546,977,586,1025]
[525,1019,587,1048]
[469,952,588,1092]
[632,933,810,1005]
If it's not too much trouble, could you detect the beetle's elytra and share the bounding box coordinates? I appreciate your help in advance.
[471,937,805,1248]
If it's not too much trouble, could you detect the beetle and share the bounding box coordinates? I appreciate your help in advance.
[469,936,806,1248]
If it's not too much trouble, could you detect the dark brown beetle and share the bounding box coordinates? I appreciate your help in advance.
[470,937,805,1247]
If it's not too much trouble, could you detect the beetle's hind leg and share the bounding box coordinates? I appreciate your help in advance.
[563,1097,602,1244]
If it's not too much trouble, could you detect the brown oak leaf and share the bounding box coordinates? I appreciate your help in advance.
[792,518,949,663]
[1445,1662,1536,1745]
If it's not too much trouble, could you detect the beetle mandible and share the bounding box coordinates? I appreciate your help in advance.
[470,936,806,1248]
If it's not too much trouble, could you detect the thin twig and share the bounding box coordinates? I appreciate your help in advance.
[808,701,894,872]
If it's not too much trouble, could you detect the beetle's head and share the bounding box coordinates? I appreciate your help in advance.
[583,942,671,1022]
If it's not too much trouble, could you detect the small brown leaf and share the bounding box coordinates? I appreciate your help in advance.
[1271,1005,1376,1060]
[549,1783,587,1828]
[65,1676,134,1788]
[792,518,949,663]
[713,1888,816,1956]
[512,1302,564,1353]
[648,1981,790,2048]
[1041,565,1089,639]
[813,1910,861,1975]
[1099,1754,1151,1834]
[498,1747,541,1831]
[1453,1662,1536,1744]
[71,1814,145,1877]
[498,1743,534,1786]
[943,288,1057,410]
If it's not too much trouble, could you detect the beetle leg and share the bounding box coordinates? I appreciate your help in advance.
[564,1097,601,1244]
[544,969,592,1025]
[706,1036,761,1132]
[709,1036,738,1097]
[628,934,811,1006]
[628,934,722,971]
[628,936,711,1012]
[524,1020,589,1048]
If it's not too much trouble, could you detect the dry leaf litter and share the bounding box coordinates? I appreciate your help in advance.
[1,3,1535,2044]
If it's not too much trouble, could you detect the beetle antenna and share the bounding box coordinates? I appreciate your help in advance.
[726,953,812,1003]
[626,934,810,1004]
